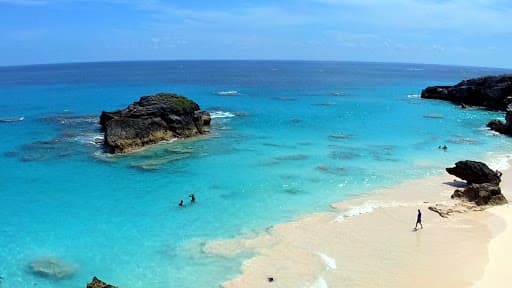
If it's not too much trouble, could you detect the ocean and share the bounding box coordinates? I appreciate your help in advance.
[0,61,511,287]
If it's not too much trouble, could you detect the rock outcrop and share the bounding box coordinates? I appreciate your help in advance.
[86,277,117,288]
[100,93,211,153]
[452,183,508,206]
[421,75,512,110]
[446,160,507,206]
[487,108,512,136]
[446,160,501,185]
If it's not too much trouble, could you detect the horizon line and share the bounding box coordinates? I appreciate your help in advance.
[1,59,512,71]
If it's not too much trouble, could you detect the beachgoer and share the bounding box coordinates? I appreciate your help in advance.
[189,193,196,202]
[415,209,423,229]
[442,145,447,151]
[179,200,184,207]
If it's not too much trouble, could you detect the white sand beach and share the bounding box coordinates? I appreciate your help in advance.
[205,158,512,288]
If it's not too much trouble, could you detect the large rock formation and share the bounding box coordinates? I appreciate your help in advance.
[421,75,512,110]
[86,277,117,288]
[100,93,211,153]
[446,160,501,185]
[446,160,507,206]
[452,183,507,206]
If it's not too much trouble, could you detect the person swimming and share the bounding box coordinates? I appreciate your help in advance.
[178,200,184,207]
[189,193,196,202]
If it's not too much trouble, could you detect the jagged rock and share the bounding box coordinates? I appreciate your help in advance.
[421,75,512,110]
[100,93,211,153]
[446,160,501,185]
[487,108,512,136]
[451,183,508,206]
[29,257,77,279]
[86,276,117,288]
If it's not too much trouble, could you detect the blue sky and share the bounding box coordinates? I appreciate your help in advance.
[1,0,511,68]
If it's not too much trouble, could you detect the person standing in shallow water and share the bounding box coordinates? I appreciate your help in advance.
[415,209,423,229]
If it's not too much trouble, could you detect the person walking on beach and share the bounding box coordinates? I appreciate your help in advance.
[415,209,423,229]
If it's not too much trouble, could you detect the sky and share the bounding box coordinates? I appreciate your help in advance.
[1,0,512,68]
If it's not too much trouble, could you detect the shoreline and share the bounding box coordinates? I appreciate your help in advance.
[204,156,512,288]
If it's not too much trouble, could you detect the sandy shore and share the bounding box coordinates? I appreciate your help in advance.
[205,158,512,288]
[473,161,512,288]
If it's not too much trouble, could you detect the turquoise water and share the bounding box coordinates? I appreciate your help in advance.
[0,61,511,287]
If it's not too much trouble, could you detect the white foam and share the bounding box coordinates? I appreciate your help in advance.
[488,157,511,171]
[210,111,236,118]
[73,133,104,145]
[0,116,24,122]
[215,90,239,96]
[407,94,420,98]
[336,201,407,222]
[310,277,328,288]
[344,205,374,217]
[318,253,336,270]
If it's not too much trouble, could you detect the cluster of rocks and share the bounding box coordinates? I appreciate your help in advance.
[421,75,512,136]
[487,109,512,136]
[100,93,211,153]
[446,160,507,206]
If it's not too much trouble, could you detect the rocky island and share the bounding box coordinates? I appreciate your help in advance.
[421,75,512,136]
[100,93,211,153]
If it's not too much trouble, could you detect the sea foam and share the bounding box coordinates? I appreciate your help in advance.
[210,111,236,118]
[318,253,336,270]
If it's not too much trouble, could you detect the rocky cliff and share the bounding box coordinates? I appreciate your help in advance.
[421,75,512,110]
[100,93,211,153]
[421,75,512,136]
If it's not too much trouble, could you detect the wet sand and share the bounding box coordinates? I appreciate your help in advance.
[205,159,512,288]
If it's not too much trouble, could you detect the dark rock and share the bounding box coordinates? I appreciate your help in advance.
[451,183,508,206]
[421,75,512,110]
[487,108,512,136]
[86,276,117,288]
[428,206,449,218]
[100,93,211,153]
[446,160,501,185]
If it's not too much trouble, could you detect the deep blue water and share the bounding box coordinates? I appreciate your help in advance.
[0,61,511,287]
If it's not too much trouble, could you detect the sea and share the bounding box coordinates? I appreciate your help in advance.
[0,61,511,288]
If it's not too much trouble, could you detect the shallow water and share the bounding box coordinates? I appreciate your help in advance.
[0,61,511,287]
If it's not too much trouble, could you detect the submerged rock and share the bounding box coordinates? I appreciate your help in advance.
[100,93,211,153]
[421,75,512,110]
[29,257,77,279]
[446,160,501,185]
[86,276,117,288]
